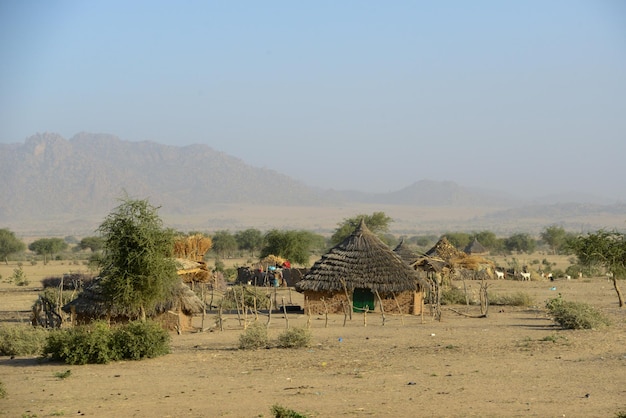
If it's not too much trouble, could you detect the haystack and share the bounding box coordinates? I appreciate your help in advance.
[295,219,429,315]
[175,257,210,285]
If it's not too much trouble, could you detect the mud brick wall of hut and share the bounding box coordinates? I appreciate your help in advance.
[303,290,423,315]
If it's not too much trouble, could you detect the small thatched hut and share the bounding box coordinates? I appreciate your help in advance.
[464,238,488,255]
[295,219,429,315]
[62,278,204,331]
[392,238,424,266]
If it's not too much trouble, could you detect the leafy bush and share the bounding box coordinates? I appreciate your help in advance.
[490,292,534,306]
[546,297,611,330]
[44,320,171,364]
[110,320,170,360]
[271,404,309,418]
[238,322,268,350]
[44,321,113,364]
[276,327,311,349]
[11,267,29,286]
[0,325,49,356]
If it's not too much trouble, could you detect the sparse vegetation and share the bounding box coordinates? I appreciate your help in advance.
[54,369,72,379]
[546,296,610,330]
[0,380,6,399]
[270,404,309,418]
[489,291,534,306]
[441,286,472,305]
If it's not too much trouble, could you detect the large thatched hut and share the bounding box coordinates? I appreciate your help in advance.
[62,278,204,331]
[295,219,429,315]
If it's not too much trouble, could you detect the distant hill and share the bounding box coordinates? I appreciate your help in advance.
[1,133,624,236]
[0,132,328,222]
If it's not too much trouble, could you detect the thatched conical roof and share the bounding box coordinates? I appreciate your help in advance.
[464,238,487,255]
[425,237,463,260]
[393,238,424,265]
[296,219,427,293]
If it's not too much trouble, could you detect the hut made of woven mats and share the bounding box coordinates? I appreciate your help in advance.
[420,237,495,282]
[295,219,429,316]
[62,278,204,331]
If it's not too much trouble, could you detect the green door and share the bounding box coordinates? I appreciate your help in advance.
[353,288,375,313]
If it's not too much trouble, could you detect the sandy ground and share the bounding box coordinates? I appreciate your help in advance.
[1,277,625,418]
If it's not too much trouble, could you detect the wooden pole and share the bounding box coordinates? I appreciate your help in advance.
[266,296,272,328]
[374,290,386,326]
[282,297,289,329]
[339,278,352,320]
[305,296,311,329]
[321,298,328,328]
[391,291,404,325]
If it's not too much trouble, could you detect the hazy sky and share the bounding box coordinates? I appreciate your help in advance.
[1,1,625,199]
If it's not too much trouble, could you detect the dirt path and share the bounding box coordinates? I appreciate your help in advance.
[1,279,625,417]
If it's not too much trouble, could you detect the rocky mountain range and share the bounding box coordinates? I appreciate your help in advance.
[1,133,624,237]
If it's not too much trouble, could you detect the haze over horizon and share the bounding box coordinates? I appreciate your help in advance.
[1,1,625,199]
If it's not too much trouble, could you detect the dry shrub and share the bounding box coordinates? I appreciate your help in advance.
[490,291,534,306]
[0,325,48,356]
[238,322,268,350]
[271,404,309,418]
[546,297,610,330]
[276,327,311,349]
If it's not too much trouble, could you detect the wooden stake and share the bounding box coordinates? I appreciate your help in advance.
[282,297,289,329]
[374,290,385,326]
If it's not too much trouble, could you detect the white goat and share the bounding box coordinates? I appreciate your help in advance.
[520,272,531,281]
[495,270,505,280]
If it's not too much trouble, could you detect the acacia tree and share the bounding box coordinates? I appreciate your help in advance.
[0,229,26,264]
[261,229,325,265]
[97,198,178,320]
[79,236,104,252]
[504,233,536,254]
[28,238,68,264]
[541,225,568,255]
[331,212,392,245]
[568,230,625,307]
[234,228,263,257]
[211,230,238,258]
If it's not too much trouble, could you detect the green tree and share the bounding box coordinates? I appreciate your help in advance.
[504,233,536,254]
[471,231,502,252]
[540,225,568,255]
[97,198,178,321]
[330,212,392,246]
[28,238,68,264]
[260,230,324,265]
[211,230,238,258]
[0,229,26,264]
[443,232,471,250]
[234,228,263,257]
[568,230,625,307]
[79,236,104,252]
